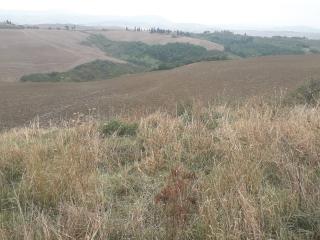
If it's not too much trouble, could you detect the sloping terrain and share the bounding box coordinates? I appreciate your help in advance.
[1,100,320,239]
[0,29,123,82]
[20,60,143,82]
[199,31,320,57]
[93,30,224,51]
[20,35,227,82]
[1,54,320,129]
[0,29,223,82]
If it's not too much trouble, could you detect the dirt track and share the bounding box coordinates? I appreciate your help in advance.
[1,54,320,129]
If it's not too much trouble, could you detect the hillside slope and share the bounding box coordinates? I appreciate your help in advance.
[0,29,123,82]
[1,99,320,239]
[1,54,320,129]
[92,30,224,51]
[0,29,224,82]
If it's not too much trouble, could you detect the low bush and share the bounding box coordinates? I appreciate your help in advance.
[85,34,228,70]
[199,31,320,58]
[101,119,138,137]
[21,60,142,82]
[21,35,228,83]
[285,79,320,105]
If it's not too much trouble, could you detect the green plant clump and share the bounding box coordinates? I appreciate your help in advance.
[21,60,142,82]
[286,79,320,105]
[199,31,320,58]
[85,34,228,70]
[101,120,138,137]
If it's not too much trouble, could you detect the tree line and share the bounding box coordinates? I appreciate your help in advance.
[125,26,191,36]
[2,20,12,24]
[47,25,76,31]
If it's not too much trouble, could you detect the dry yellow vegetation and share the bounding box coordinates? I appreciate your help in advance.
[0,97,319,239]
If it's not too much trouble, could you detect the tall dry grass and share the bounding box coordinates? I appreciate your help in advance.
[0,97,320,239]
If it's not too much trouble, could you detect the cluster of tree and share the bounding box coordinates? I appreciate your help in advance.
[174,30,191,37]
[149,28,191,36]
[64,25,76,30]
[134,26,143,32]
[125,26,191,37]
[2,20,13,25]
[24,26,39,29]
[0,20,25,29]
[125,26,145,32]
[200,31,320,58]
[86,34,227,71]
[1,20,42,29]
[149,27,172,34]
[47,25,76,31]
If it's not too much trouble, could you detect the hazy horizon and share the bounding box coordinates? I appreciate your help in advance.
[1,0,320,30]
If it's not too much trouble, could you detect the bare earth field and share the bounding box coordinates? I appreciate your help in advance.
[0,29,124,82]
[1,54,320,129]
[0,29,222,83]
[93,30,224,51]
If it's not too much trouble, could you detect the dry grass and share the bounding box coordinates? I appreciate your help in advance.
[1,97,320,239]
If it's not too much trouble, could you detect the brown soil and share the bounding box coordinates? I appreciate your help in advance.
[1,54,320,129]
[0,29,123,82]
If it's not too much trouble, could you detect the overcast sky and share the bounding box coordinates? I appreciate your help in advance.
[1,0,319,28]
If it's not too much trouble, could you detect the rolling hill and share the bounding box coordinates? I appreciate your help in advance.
[0,29,117,82]
[0,29,222,82]
[1,54,320,129]
[94,29,224,51]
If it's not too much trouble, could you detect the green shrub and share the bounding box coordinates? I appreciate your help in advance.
[199,31,320,58]
[101,120,138,137]
[287,211,320,237]
[21,60,142,82]
[310,48,320,54]
[21,35,228,83]
[286,79,320,105]
[85,34,227,70]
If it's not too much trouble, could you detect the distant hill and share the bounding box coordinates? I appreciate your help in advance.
[0,20,24,29]
[3,10,320,37]
[234,29,320,40]
[0,29,112,82]
[0,10,214,32]
[0,28,223,82]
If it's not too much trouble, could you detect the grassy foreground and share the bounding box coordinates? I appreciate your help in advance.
[1,98,320,239]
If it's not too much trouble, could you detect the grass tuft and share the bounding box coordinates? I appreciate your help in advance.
[101,119,138,137]
[285,79,320,105]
